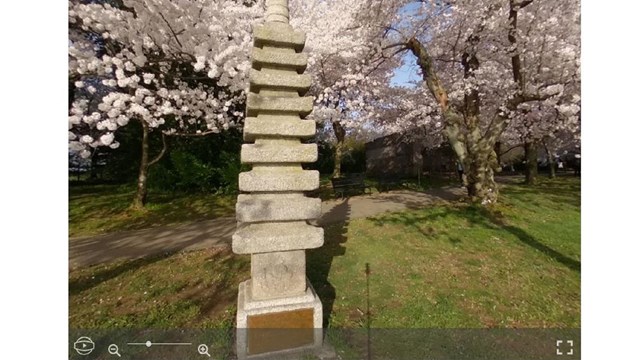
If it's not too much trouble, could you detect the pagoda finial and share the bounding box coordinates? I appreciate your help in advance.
[265,0,289,23]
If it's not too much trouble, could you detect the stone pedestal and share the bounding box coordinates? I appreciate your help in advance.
[236,279,323,358]
[233,1,325,358]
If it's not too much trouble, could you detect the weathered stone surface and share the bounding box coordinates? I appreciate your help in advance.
[232,221,324,254]
[234,3,325,357]
[252,48,307,71]
[246,93,313,117]
[241,143,317,164]
[236,279,324,359]
[243,116,315,141]
[251,250,306,300]
[236,194,321,223]
[239,168,319,192]
[265,0,289,24]
[250,69,311,93]
[237,278,323,326]
[253,23,305,52]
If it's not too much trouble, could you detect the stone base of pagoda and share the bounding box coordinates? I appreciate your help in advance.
[235,278,324,359]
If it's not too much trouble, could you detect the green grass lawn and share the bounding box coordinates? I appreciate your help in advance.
[69,184,236,238]
[69,174,455,238]
[310,177,580,329]
[70,177,579,332]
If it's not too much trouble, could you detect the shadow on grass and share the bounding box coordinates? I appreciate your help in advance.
[502,177,581,209]
[70,246,248,334]
[69,183,133,196]
[473,206,581,271]
[370,197,581,273]
[185,249,249,318]
[308,198,350,328]
[69,252,174,296]
[501,224,580,272]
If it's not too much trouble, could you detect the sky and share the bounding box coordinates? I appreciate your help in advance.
[389,2,423,88]
[390,52,422,88]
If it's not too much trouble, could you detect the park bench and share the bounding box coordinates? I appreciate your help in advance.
[376,176,405,192]
[330,173,372,199]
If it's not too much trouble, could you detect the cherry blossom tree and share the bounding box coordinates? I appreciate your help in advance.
[69,0,580,207]
[498,0,581,183]
[504,95,580,182]
[68,0,260,208]
[359,0,579,204]
[290,0,396,177]
[69,0,391,204]
[310,63,395,177]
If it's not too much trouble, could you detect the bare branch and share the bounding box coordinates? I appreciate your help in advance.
[513,0,534,9]
[434,56,460,64]
[158,12,183,48]
[519,91,556,104]
[166,130,220,137]
[378,24,404,38]
[148,133,168,166]
[500,143,522,156]
[381,42,406,51]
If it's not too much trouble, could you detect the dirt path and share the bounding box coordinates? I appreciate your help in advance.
[69,186,466,268]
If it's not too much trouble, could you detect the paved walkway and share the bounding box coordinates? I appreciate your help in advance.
[69,187,466,268]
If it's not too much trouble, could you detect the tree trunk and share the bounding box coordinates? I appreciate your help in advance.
[132,120,150,209]
[398,2,541,204]
[464,145,499,204]
[543,140,556,178]
[69,79,76,110]
[407,35,502,205]
[524,141,538,185]
[333,141,343,178]
[460,32,500,204]
[467,169,499,204]
[332,120,346,178]
[494,141,502,171]
[511,0,537,186]
[132,122,169,209]
[90,154,98,180]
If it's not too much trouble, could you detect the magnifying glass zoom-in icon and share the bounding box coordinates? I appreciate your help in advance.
[198,344,211,357]
[108,344,121,357]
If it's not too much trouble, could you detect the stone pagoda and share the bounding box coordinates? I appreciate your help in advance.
[232,0,324,357]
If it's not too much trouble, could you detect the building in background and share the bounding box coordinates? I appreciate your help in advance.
[365,133,456,178]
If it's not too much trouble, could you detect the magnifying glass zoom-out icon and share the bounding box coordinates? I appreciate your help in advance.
[108,344,121,357]
[198,344,211,357]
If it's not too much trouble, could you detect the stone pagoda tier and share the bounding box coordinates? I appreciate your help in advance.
[232,1,324,358]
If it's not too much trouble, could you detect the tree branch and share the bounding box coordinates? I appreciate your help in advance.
[381,42,407,52]
[434,56,460,64]
[166,130,220,137]
[500,143,522,156]
[364,46,406,78]
[513,0,534,9]
[518,91,557,104]
[158,12,183,48]
[148,132,168,166]
[378,25,404,38]
[405,37,449,110]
